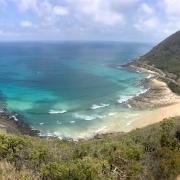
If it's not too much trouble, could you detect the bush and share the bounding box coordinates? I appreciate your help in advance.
[158,148,180,179]
[126,161,145,180]
[160,118,175,136]
[70,157,110,180]
[0,118,180,179]
[0,135,31,170]
[40,157,110,180]
[30,147,49,171]
[168,81,180,95]
[0,160,40,180]
[40,162,69,180]
[176,130,180,140]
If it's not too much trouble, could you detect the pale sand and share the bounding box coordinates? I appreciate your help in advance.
[100,78,180,135]
[121,78,180,132]
[128,78,180,108]
[100,100,180,135]
[128,79,180,130]
[128,101,180,131]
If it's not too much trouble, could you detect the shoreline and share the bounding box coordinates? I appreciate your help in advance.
[118,62,180,131]
[127,78,180,108]
[67,74,180,140]
[1,62,180,141]
[90,62,180,139]
[0,109,40,136]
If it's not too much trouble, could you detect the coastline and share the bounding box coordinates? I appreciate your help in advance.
[126,77,180,130]
[128,78,180,108]
[1,60,180,140]
[120,62,180,131]
[97,76,180,136]
[0,109,39,136]
[129,102,180,130]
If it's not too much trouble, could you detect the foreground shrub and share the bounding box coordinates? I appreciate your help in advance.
[70,157,110,180]
[157,147,180,179]
[40,157,110,180]
[40,162,69,180]
[0,160,40,180]
[0,118,180,179]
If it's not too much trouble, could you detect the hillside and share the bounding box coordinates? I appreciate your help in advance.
[127,31,180,94]
[139,31,180,81]
[0,117,180,180]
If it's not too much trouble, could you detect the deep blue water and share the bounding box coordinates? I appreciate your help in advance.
[0,42,152,138]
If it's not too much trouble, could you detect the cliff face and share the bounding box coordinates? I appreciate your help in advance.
[138,31,180,82]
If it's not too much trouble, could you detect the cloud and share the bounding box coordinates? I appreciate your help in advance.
[0,29,20,37]
[157,0,180,35]
[1,0,180,41]
[163,0,180,15]
[20,20,33,28]
[0,0,6,5]
[18,0,38,12]
[134,3,159,32]
[139,3,155,15]
[67,0,126,26]
[53,6,69,16]
[134,17,159,32]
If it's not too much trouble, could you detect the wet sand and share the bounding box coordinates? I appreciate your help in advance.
[129,102,180,130]
[100,77,180,135]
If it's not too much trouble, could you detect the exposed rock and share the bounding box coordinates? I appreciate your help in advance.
[128,78,180,109]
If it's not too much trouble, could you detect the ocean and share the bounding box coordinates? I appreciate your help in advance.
[0,41,152,139]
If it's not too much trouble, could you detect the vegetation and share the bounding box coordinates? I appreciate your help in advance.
[167,81,180,94]
[137,30,180,94]
[0,117,179,180]
[140,31,180,79]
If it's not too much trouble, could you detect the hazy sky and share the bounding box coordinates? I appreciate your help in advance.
[0,0,180,42]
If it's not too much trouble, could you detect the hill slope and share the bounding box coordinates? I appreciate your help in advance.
[0,118,180,180]
[138,31,180,83]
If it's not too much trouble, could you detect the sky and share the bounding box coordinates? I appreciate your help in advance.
[0,0,180,42]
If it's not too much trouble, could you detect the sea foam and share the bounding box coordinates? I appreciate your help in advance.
[11,115,18,121]
[70,121,75,124]
[117,95,133,104]
[118,88,149,104]
[108,112,116,116]
[136,88,150,96]
[74,113,97,121]
[91,103,110,110]
[49,109,67,114]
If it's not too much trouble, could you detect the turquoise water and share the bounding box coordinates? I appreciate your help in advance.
[0,42,152,138]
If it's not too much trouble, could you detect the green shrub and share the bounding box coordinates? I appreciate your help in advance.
[40,162,69,180]
[70,157,110,180]
[160,118,175,136]
[168,81,180,95]
[30,147,49,171]
[158,147,180,179]
[126,161,145,180]
[0,135,31,170]
[0,118,180,179]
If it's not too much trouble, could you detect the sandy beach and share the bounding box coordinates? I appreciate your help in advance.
[121,77,180,132]
[130,102,180,130]
[128,78,180,108]
[126,79,180,130]
[96,76,180,136]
